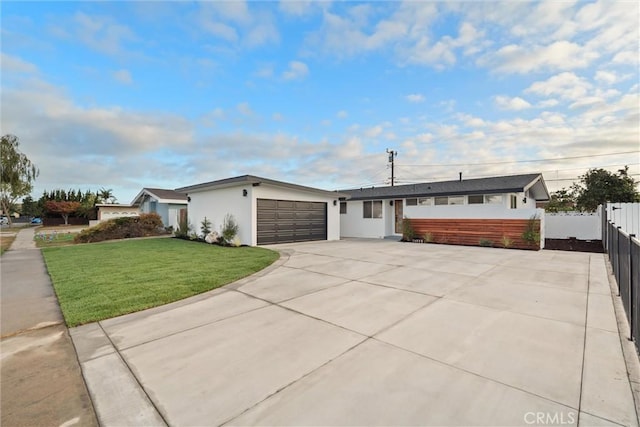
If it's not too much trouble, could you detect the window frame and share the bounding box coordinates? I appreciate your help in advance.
[363,200,383,219]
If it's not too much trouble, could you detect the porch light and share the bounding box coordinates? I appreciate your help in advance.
[389,200,394,206]
[243,189,248,197]
[522,197,527,204]
[333,200,337,206]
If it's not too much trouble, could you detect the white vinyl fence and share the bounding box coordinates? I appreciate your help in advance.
[545,211,602,240]
[606,202,640,237]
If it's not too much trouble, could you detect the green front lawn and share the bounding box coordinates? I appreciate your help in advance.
[42,238,279,327]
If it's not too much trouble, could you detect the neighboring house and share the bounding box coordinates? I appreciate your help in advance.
[131,188,188,230]
[96,204,140,223]
[176,175,347,246]
[339,173,549,245]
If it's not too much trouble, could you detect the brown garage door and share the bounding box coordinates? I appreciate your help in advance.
[257,199,327,245]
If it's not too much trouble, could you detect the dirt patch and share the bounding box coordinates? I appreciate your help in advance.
[544,238,604,253]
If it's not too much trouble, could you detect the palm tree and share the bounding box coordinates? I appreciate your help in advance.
[98,188,117,204]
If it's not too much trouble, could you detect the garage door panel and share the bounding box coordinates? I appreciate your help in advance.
[257,199,327,245]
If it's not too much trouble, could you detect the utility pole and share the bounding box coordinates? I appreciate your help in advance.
[386,148,397,186]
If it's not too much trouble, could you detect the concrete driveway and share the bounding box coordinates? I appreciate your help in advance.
[71,239,638,426]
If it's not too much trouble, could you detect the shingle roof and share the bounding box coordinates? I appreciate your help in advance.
[176,174,348,198]
[340,173,549,201]
[131,188,188,205]
[144,188,188,201]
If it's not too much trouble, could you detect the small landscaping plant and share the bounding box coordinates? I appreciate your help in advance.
[521,214,541,248]
[479,238,493,247]
[423,231,433,243]
[501,235,513,248]
[74,213,167,243]
[220,214,239,245]
[402,217,416,242]
[200,216,212,238]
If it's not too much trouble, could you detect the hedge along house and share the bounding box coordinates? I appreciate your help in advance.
[131,188,188,230]
[176,175,348,246]
[339,173,550,249]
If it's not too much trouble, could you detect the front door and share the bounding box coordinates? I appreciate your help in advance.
[394,200,403,234]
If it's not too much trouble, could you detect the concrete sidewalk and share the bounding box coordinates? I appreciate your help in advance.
[72,239,639,426]
[0,227,97,427]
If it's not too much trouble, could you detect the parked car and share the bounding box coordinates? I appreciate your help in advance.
[30,217,42,224]
[0,216,9,225]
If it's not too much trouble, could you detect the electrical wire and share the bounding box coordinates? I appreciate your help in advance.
[396,151,639,167]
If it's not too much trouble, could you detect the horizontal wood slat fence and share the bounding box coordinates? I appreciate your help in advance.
[407,218,540,250]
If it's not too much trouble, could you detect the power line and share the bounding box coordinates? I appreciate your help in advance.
[396,151,639,167]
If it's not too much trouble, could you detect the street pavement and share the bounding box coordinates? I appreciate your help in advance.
[0,227,98,427]
[71,239,639,426]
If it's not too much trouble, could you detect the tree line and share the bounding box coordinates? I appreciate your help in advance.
[546,166,639,212]
[2,134,118,225]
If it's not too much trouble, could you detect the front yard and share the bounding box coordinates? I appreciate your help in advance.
[42,238,279,327]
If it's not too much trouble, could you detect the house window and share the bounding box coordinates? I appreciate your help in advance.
[468,195,484,204]
[485,195,502,204]
[406,198,418,206]
[510,195,517,209]
[363,200,383,218]
[340,202,347,214]
[434,196,448,206]
[448,196,464,205]
[418,198,432,206]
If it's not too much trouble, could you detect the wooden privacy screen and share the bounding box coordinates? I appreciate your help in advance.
[407,218,541,250]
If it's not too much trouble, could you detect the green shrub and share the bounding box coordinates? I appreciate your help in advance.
[402,217,416,241]
[220,214,239,244]
[200,216,212,238]
[479,238,493,247]
[74,213,167,243]
[501,235,513,248]
[521,214,541,248]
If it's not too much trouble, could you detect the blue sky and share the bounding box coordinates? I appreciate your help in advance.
[2,1,638,203]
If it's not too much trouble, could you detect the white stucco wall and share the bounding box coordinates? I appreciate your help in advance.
[187,183,341,246]
[340,200,386,238]
[340,193,543,239]
[187,185,252,244]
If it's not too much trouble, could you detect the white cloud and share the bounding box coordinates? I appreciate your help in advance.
[279,0,316,16]
[494,95,532,111]
[405,93,425,103]
[612,51,638,65]
[525,72,592,100]
[364,125,383,138]
[282,60,309,80]
[272,112,284,121]
[594,70,617,85]
[71,12,137,56]
[336,110,348,119]
[237,102,253,116]
[197,2,279,48]
[482,41,599,74]
[538,99,560,108]
[112,69,133,85]
[201,21,238,42]
[1,53,38,74]
[254,63,274,78]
